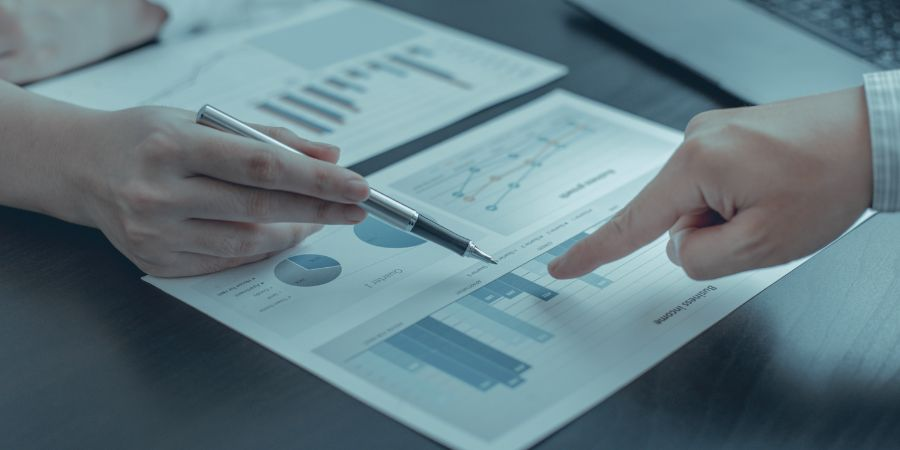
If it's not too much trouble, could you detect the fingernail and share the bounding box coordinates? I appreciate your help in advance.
[548,257,565,277]
[344,177,370,202]
[345,206,367,223]
[671,231,685,266]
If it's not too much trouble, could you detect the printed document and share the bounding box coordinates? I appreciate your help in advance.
[28,1,566,165]
[146,91,807,450]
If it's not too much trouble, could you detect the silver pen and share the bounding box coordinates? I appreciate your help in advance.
[196,105,498,265]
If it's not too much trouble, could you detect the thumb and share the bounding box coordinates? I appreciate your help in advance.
[671,208,769,280]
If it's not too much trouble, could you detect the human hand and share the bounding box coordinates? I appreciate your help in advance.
[61,107,368,277]
[0,0,166,84]
[549,87,872,280]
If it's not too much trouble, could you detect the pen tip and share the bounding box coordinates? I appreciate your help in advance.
[466,243,498,265]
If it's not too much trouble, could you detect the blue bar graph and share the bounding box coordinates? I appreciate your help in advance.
[389,54,472,89]
[387,332,497,391]
[258,102,333,134]
[408,45,434,57]
[580,272,613,288]
[546,232,589,257]
[458,296,554,343]
[418,317,529,374]
[346,68,369,79]
[469,287,501,303]
[281,93,345,124]
[486,279,522,298]
[405,321,525,387]
[370,341,424,372]
[534,253,555,265]
[498,273,557,301]
[445,302,527,345]
[481,284,512,301]
[368,61,407,77]
[326,77,365,93]
[304,86,359,111]
[523,259,549,275]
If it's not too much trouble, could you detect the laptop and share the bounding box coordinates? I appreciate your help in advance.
[569,0,896,104]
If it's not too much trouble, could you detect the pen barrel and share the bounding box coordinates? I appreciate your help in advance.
[197,105,298,154]
[410,215,470,256]
[361,191,418,231]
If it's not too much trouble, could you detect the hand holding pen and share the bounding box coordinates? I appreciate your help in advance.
[17,102,371,278]
[196,105,497,265]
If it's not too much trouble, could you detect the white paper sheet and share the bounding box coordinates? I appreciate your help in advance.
[28,0,566,165]
[145,91,810,449]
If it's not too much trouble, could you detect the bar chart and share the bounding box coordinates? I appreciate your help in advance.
[337,230,625,393]
[315,226,707,442]
[226,3,566,164]
[253,44,479,136]
[33,2,565,166]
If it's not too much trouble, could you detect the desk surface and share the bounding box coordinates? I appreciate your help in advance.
[2,1,900,448]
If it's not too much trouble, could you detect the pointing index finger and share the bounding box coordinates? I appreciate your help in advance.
[548,162,704,279]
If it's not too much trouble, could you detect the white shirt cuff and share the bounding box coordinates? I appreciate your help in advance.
[864,70,900,212]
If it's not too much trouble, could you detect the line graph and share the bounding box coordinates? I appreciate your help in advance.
[450,121,590,212]
[391,104,670,234]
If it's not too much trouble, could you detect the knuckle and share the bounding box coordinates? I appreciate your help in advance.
[122,184,167,213]
[311,165,331,196]
[244,190,273,220]
[314,200,333,222]
[140,129,182,166]
[237,235,261,256]
[269,127,294,142]
[685,110,729,135]
[685,112,712,134]
[673,137,716,174]
[325,144,341,158]
[609,207,643,250]
[737,219,776,265]
[245,152,283,185]
[194,258,230,276]
[119,218,157,252]
[220,227,262,257]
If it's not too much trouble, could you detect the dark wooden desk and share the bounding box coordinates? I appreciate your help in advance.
[2,1,899,448]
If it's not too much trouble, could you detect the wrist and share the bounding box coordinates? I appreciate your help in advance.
[18,97,108,228]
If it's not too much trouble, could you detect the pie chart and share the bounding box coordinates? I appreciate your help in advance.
[274,254,342,287]
[354,216,426,248]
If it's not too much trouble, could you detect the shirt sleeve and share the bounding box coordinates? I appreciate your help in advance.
[147,0,317,41]
[864,70,900,212]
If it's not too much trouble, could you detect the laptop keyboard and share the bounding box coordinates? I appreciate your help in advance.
[746,0,900,68]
